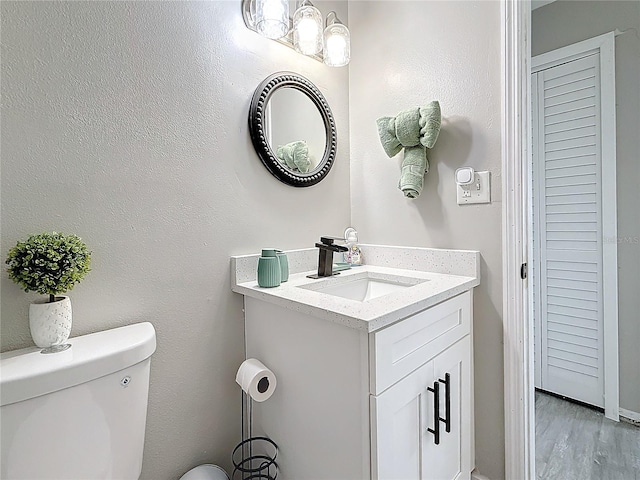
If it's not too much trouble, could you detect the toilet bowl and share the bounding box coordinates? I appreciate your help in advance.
[180,464,230,480]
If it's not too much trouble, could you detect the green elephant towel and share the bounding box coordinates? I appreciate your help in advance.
[376,101,442,198]
[276,140,311,173]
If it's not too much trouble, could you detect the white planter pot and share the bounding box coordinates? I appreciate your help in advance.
[29,296,72,349]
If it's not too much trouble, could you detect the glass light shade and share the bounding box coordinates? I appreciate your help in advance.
[323,22,350,67]
[255,0,289,40]
[293,5,323,55]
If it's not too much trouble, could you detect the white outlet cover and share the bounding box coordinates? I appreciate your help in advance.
[457,171,491,205]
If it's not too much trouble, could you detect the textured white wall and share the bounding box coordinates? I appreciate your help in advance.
[0,1,349,477]
[348,2,504,479]
[532,0,640,414]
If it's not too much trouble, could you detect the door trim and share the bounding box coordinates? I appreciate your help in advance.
[531,32,619,420]
[502,2,619,478]
[501,1,534,479]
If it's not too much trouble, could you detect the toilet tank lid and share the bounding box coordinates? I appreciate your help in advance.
[0,322,156,407]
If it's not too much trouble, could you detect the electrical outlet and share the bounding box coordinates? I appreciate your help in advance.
[457,171,491,205]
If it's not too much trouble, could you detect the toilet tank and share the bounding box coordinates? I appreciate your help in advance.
[0,322,156,480]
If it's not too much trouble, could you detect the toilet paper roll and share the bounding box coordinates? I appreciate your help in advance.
[235,358,277,402]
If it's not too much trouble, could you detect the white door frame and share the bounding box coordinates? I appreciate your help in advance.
[501,2,619,479]
[531,32,619,415]
[501,1,534,478]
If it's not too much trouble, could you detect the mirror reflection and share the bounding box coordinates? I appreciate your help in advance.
[265,87,327,174]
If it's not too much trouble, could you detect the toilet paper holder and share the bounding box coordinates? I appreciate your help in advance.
[232,434,278,480]
[232,391,278,480]
[233,360,279,479]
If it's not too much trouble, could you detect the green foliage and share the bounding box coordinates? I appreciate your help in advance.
[5,232,91,297]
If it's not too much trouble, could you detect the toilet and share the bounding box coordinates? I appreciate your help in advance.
[1,322,157,479]
[180,464,230,480]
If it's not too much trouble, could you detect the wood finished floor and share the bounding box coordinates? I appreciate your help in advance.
[536,391,640,480]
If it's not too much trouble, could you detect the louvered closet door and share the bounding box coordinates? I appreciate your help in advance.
[532,53,604,408]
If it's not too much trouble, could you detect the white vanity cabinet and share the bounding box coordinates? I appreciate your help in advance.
[370,291,472,480]
[372,337,471,479]
[243,288,474,480]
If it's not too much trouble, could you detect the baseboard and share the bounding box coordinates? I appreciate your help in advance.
[619,408,640,427]
[471,469,491,480]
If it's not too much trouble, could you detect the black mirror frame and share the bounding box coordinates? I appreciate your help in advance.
[249,72,338,187]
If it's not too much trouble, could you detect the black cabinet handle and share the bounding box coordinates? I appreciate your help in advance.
[426,381,440,445]
[438,373,451,433]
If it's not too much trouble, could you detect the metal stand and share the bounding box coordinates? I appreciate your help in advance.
[232,391,278,479]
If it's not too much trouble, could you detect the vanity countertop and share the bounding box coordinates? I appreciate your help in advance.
[232,263,479,333]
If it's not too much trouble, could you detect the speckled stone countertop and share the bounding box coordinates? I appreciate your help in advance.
[231,245,480,333]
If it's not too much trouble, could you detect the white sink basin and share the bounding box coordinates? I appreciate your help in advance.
[300,272,429,302]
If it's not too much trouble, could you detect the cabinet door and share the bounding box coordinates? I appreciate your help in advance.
[424,336,471,480]
[371,360,434,479]
[371,336,471,480]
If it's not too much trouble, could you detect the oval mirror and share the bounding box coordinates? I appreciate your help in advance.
[249,72,337,187]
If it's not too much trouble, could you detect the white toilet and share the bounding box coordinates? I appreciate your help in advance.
[180,464,230,480]
[1,322,157,479]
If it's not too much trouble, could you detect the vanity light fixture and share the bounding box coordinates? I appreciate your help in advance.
[241,0,350,67]
[293,0,323,55]
[253,0,289,39]
[323,11,350,67]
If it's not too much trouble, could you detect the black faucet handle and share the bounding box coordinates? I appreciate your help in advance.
[315,241,348,253]
[319,236,348,252]
[320,236,342,245]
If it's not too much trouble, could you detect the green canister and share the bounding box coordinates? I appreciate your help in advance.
[257,249,281,288]
[276,250,289,282]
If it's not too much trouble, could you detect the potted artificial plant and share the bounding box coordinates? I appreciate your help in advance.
[6,232,91,351]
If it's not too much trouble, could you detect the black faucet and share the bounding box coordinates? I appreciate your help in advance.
[308,236,349,279]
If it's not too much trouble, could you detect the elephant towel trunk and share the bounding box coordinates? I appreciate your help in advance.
[399,146,428,198]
